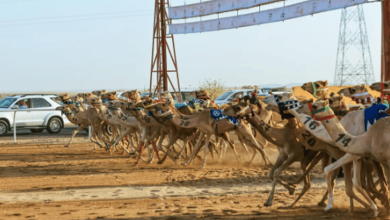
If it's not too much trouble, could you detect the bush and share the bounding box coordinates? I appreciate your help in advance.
[199,79,226,99]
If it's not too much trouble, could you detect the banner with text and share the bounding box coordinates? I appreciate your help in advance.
[168,0,282,19]
[169,0,367,34]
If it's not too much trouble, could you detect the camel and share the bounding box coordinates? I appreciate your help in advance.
[56,94,109,149]
[329,93,349,120]
[156,100,270,169]
[222,101,326,207]
[262,93,387,211]
[337,84,374,107]
[54,105,106,149]
[295,83,388,208]
[301,80,330,99]
[370,81,390,101]
[297,99,390,217]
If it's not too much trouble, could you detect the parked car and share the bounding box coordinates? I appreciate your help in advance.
[214,89,265,105]
[0,94,70,136]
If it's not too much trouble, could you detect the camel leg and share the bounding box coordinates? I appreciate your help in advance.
[65,124,88,147]
[288,159,312,208]
[341,162,370,213]
[182,132,204,166]
[151,141,161,161]
[372,161,390,212]
[222,133,240,163]
[323,153,360,212]
[237,127,271,166]
[201,133,211,169]
[289,152,325,186]
[133,142,145,166]
[264,154,298,207]
[352,160,378,217]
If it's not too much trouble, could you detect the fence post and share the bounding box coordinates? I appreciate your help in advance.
[13,111,17,143]
[88,126,91,139]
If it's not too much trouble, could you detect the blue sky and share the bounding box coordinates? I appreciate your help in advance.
[0,0,382,92]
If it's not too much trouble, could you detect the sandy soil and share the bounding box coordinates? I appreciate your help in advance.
[0,143,385,220]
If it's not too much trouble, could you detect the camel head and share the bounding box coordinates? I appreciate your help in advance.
[110,100,122,109]
[55,105,71,113]
[91,90,106,97]
[328,92,347,109]
[106,91,118,101]
[301,80,328,99]
[296,99,317,115]
[159,91,173,101]
[196,89,211,100]
[370,81,390,94]
[121,90,141,101]
[337,84,366,97]
[56,93,71,102]
[155,100,174,114]
[262,92,296,113]
[91,96,102,105]
[222,100,252,117]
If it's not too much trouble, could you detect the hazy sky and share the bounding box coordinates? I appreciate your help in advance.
[0,0,382,92]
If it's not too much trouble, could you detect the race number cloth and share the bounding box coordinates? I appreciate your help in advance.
[364,104,389,131]
[210,109,239,125]
[168,0,281,19]
[169,0,367,34]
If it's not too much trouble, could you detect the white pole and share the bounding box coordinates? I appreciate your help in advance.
[13,111,17,143]
[88,126,91,139]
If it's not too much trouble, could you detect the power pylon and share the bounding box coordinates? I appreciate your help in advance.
[150,0,181,101]
[334,5,375,86]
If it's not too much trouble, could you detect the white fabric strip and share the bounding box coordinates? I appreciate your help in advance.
[168,0,368,34]
[168,0,282,20]
[351,92,370,97]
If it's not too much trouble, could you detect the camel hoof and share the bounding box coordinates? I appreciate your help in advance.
[318,201,327,207]
[324,204,332,212]
[374,210,379,217]
[157,160,164,165]
[264,202,272,207]
[64,145,69,148]
[288,188,295,195]
[181,162,188,166]
[286,204,294,209]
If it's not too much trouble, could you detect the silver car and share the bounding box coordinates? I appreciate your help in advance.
[0,94,70,136]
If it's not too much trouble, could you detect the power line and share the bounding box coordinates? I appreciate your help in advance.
[0,13,153,27]
[0,10,152,23]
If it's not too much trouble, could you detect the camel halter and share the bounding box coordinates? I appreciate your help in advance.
[308,103,335,122]
[312,82,328,99]
[273,95,300,119]
[380,82,390,101]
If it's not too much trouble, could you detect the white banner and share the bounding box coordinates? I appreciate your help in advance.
[169,0,367,34]
[168,0,282,19]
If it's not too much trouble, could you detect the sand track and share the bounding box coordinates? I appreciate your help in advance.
[0,143,383,219]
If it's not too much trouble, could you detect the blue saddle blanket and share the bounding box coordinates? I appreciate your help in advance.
[175,103,187,109]
[210,110,238,125]
[364,104,389,131]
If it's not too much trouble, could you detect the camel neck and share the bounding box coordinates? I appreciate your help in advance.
[317,114,366,155]
[247,113,290,146]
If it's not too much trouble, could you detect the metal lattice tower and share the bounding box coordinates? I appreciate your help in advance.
[334,6,375,86]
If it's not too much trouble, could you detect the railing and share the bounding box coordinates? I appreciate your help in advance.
[5,109,91,143]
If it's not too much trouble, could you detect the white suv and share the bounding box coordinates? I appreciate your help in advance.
[0,94,70,136]
[214,89,265,105]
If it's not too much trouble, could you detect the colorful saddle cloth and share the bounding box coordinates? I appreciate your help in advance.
[210,110,239,125]
[175,103,187,109]
[364,104,389,131]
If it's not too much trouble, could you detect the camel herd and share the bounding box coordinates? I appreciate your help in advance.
[55,80,390,217]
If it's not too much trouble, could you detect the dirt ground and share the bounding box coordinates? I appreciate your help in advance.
[0,142,386,220]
